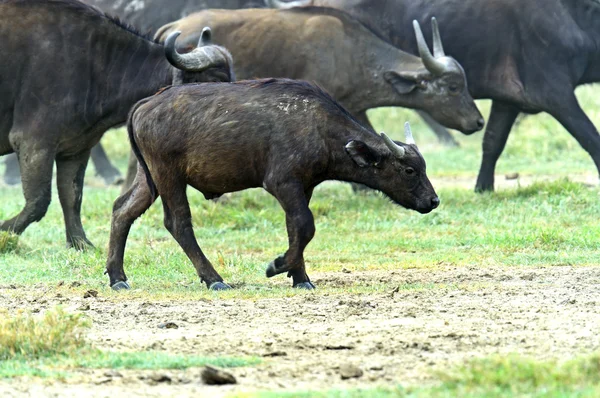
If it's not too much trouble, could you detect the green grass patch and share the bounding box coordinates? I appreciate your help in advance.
[68,350,260,371]
[0,308,258,378]
[437,353,600,397]
[240,353,600,398]
[0,231,19,254]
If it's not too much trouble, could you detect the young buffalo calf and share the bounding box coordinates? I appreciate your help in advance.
[105,79,439,290]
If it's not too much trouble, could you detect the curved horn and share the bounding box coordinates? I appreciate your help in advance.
[431,17,445,58]
[267,0,312,8]
[198,27,212,47]
[165,31,224,72]
[412,20,446,76]
[404,122,416,145]
[381,132,406,159]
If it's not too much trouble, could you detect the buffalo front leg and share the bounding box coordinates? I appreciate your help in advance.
[475,101,520,192]
[56,150,93,249]
[105,168,156,290]
[266,182,316,289]
[547,92,600,180]
[3,153,21,185]
[0,146,54,234]
[416,110,459,147]
[91,144,123,186]
[161,183,229,290]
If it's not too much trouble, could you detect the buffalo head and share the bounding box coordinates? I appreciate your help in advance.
[164,27,235,84]
[384,18,484,134]
[345,122,439,214]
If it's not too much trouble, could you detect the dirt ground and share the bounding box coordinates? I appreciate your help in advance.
[1,265,599,397]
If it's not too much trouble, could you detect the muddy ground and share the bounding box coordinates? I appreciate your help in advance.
[1,265,599,397]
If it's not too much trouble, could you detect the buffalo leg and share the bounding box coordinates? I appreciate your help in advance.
[0,145,54,234]
[56,150,93,249]
[105,168,156,289]
[161,182,229,290]
[120,149,138,195]
[547,92,600,179]
[3,153,21,185]
[91,144,124,186]
[475,101,520,192]
[416,110,459,147]
[266,182,315,289]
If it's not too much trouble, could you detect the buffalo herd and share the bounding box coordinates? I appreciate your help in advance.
[0,0,598,289]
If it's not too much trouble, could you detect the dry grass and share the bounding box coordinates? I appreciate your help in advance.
[0,307,89,360]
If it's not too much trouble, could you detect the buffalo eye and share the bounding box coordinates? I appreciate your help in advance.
[448,84,460,94]
[405,167,415,176]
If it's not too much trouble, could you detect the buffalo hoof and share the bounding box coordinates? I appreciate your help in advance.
[209,282,232,291]
[293,282,316,290]
[111,281,130,291]
[266,256,289,278]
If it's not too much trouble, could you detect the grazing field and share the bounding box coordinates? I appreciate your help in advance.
[0,86,599,397]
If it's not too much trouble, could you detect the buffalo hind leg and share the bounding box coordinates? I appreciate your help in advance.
[266,182,316,289]
[475,101,520,192]
[547,92,600,181]
[3,153,21,185]
[161,181,229,290]
[91,143,124,186]
[120,149,138,195]
[0,146,54,234]
[56,150,93,249]
[105,167,156,290]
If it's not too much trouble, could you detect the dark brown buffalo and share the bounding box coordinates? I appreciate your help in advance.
[0,0,233,248]
[155,8,484,134]
[272,0,600,191]
[106,79,439,291]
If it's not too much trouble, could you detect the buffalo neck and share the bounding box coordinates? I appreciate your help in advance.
[322,119,388,185]
[102,40,173,124]
[337,38,425,114]
[565,0,600,83]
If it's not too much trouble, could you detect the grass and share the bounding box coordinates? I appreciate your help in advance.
[0,307,88,360]
[0,86,599,391]
[0,307,259,378]
[239,353,600,397]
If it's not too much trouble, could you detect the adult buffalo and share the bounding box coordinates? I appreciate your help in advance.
[271,0,600,191]
[0,0,233,248]
[155,8,483,134]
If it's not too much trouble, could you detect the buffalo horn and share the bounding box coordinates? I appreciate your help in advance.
[165,31,223,72]
[404,122,416,145]
[266,0,312,8]
[381,132,406,159]
[412,20,446,76]
[198,27,212,47]
[431,17,445,58]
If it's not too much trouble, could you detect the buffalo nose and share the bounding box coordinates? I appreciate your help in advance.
[477,118,485,130]
[431,197,440,209]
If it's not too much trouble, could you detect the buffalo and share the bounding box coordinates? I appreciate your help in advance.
[0,0,233,248]
[156,8,484,135]
[271,0,600,191]
[106,79,439,291]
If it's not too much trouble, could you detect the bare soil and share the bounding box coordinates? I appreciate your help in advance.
[1,265,600,397]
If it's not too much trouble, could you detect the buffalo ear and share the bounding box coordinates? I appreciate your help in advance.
[345,140,380,167]
[384,71,426,94]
